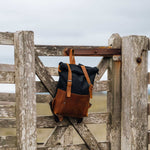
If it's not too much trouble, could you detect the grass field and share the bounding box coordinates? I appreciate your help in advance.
[1,94,150,146]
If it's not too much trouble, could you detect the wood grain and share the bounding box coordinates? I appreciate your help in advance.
[0,105,15,118]
[107,33,122,150]
[69,118,101,150]
[14,31,37,150]
[121,35,149,150]
[0,112,110,128]
[35,55,57,97]
[0,32,14,45]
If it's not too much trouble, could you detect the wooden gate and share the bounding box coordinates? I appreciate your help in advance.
[0,31,149,150]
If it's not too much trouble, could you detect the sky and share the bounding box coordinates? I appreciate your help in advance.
[0,0,150,92]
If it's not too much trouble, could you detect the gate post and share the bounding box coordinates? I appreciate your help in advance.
[14,31,37,150]
[121,35,149,150]
[107,33,122,150]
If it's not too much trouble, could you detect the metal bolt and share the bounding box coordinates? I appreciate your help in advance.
[136,57,142,64]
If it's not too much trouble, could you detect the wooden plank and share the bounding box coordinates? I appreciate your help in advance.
[95,57,110,82]
[0,136,17,148]
[39,142,110,150]
[0,140,109,150]
[69,118,101,150]
[35,45,121,57]
[121,35,148,150]
[148,72,150,84]
[61,125,73,146]
[0,64,15,72]
[35,54,57,97]
[0,113,110,128]
[0,93,52,103]
[0,118,16,128]
[0,105,15,118]
[44,126,68,147]
[93,80,110,92]
[36,80,109,93]
[148,103,150,115]
[46,67,58,76]
[148,131,150,144]
[0,71,15,84]
[0,32,14,45]
[14,31,37,150]
[36,81,56,93]
[107,33,122,150]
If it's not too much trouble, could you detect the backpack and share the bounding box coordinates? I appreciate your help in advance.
[50,49,99,122]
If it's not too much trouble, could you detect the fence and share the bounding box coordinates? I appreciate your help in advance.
[0,31,149,150]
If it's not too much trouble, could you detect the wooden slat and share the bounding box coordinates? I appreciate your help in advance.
[107,33,122,150]
[0,136,109,150]
[39,142,110,150]
[0,93,52,103]
[0,136,17,148]
[36,81,56,93]
[0,113,110,128]
[0,71,15,84]
[95,57,110,81]
[148,103,150,115]
[0,32,14,45]
[46,67,58,76]
[148,72,150,84]
[93,80,110,92]
[35,55,57,97]
[148,131,150,144]
[121,35,148,150]
[35,45,121,57]
[69,118,101,150]
[0,118,16,128]
[0,64,15,72]
[36,80,109,93]
[44,126,68,147]
[14,31,37,149]
[0,105,15,118]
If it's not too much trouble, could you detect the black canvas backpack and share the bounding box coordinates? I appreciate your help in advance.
[50,49,99,122]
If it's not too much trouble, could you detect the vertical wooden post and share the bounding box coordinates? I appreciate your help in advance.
[14,31,37,150]
[121,36,149,150]
[107,33,122,150]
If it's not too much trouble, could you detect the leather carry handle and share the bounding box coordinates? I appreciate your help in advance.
[81,65,93,98]
[69,49,76,64]
[64,48,76,64]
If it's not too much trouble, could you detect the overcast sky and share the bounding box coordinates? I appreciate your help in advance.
[0,0,150,92]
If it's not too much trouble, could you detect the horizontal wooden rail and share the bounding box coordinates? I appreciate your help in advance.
[38,141,110,150]
[35,45,121,57]
[0,135,110,150]
[0,93,52,103]
[36,80,110,93]
[0,32,14,45]
[148,103,150,115]
[0,112,110,128]
[148,72,150,84]
[0,104,15,118]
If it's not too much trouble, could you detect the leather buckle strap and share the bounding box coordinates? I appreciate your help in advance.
[66,64,72,97]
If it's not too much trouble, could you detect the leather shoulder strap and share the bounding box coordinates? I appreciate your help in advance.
[66,64,72,97]
[81,65,93,98]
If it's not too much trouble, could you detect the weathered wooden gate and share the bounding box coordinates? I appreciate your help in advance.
[0,31,149,150]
